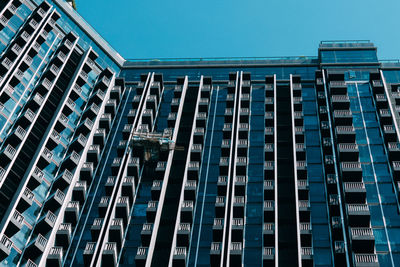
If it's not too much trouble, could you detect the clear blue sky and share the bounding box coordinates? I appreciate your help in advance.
[75,0,400,60]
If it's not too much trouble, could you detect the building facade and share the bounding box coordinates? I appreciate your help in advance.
[0,1,400,267]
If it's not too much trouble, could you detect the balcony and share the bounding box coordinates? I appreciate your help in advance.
[264,201,275,223]
[46,246,63,267]
[24,234,47,259]
[65,201,80,226]
[94,128,106,149]
[239,108,249,123]
[236,157,247,176]
[122,159,137,181]
[141,223,153,247]
[38,78,52,95]
[83,242,96,266]
[53,169,73,191]
[347,204,370,227]
[70,134,87,152]
[166,112,177,128]
[230,242,243,266]
[110,86,121,103]
[47,130,63,152]
[55,223,72,250]
[187,161,200,181]
[298,179,309,200]
[301,247,314,267]
[98,197,110,218]
[109,218,124,250]
[327,174,338,194]
[72,181,87,205]
[296,161,307,178]
[350,228,375,253]
[61,151,80,171]
[135,247,148,266]
[0,235,12,261]
[177,223,191,248]
[232,196,244,218]
[5,210,24,237]
[37,147,56,169]
[264,161,274,179]
[76,116,94,138]
[264,143,274,161]
[142,109,153,128]
[221,139,230,157]
[155,161,166,179]
[201,84,211,98]
[77,165,92,187]
[104,176,115,197]
[210,242,222,267]
[379,109,392,126]
[353,254,379,267]
[344,182,366,203]
[299,200,311,222]
[263,180,274,200]
[44,189,64,213]
[90,218,103,240]
[294,111,303,127]
[184,180,197,201]
[375,94,387,109]
[8,126,26,148]
[190,143,202,162]
[181,200,194,224]
[238,123,249,139]
[34,210,56,235]
[329,81,347,94]
[319,106,328,121]
[116,197,130,226]
[329,194,340,217]
[111,158,122,176]
[388,142,400,161]
[234,176,246,196]
[231,218,244,242]
[146,201,158,223]
[296,143,306,161]
[82,103,99,121]
[265,127,274,143]
[0,144,16,163]
[27,167,44,190]
[300,223,312,247]
[263,223,275,247]
[54,114,69,133]
[1,57,12,71]
[217,176,227,196]
[102,242,118,266]
[334,110,353,126]
[17,187,34,212]
[196,112,207,128]
[212,218,224,242]
[341,162,362,182]
[336,125,356,143]
[199,98,209,112]
[87,145,100,166]
[295,126,305,143]
[146,95,158,115]
[263,247,275,266]
[105,99,117,117]
[338,143,359,161]
[331,95,350,110]
[122,177,135,204]
[214,196,225,218]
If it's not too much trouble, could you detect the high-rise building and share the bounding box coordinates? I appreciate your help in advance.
[0,0,400,267]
